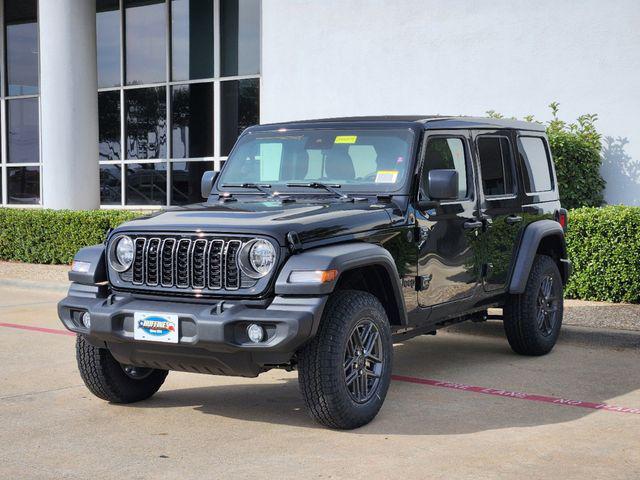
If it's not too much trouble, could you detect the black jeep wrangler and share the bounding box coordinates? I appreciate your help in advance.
[59,116,571,429]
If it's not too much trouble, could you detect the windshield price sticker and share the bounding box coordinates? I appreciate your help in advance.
[375,170,399,183]
[334,135,358,144]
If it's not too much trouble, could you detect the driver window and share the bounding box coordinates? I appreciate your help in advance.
[422,137,468,200]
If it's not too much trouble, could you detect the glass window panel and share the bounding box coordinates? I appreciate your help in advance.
[7,166,39,204]
[170,160,212,205]
[125,87,167,159]
[5,0,39,95]
[220,0,260,76]
[125,162,167,205]
[220,79,259,156]
[423,137,468,199]
[171,83,213,158]
[477,137,515,196]
[520,136,553,192]
[97,0,121,88]
[7,97,39,163]
[100,164,122,205]
[125,0,166,85]
[171,0,214,80]
[99,91,121,160]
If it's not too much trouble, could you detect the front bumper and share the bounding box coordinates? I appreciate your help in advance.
[58,283,327,377]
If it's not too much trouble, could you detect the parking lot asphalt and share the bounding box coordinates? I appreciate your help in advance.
[1,285,639,480]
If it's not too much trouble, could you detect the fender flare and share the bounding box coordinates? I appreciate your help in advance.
[509,220,567,294]
[68,244,107,285]
[275,242,408,325]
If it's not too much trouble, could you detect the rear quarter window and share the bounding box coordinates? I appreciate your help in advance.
[519,136,553,193]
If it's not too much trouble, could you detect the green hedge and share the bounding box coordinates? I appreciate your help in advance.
[1,206,639,303]
[565,206,640,303]
[0,209,140,264]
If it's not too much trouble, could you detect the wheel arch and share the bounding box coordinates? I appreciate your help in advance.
[275,242,408,326]
[509,220,569,294]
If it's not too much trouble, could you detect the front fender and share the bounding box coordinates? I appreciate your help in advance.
[68,244,107,285]
[275,242,408,324]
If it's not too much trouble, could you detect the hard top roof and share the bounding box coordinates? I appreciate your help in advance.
[253,115,546,132]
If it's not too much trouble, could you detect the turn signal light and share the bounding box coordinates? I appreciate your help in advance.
[288,269,339,284]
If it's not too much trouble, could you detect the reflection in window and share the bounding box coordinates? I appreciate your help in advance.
[125,0,166,85]
[100,164,122,205]
[171,161,212,205]
[125,87,167,159]
[220,79,259,156]
[520,137,553,192]
[171,83,214,158]
[7,98,39,163]
[5,0,39,95]
[171,0,214,80]
[221,0,260,76]
[99,91,121,160]
[97,0,121,88]
[125,162,167,205]
[477,137,515,196]
[7,166,39,204]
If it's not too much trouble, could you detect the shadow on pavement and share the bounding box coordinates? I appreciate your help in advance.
[131,323,640,435]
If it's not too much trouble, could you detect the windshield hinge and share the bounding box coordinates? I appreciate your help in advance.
[287,231,303,254]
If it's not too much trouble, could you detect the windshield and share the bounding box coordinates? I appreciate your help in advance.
[218,128,416,193]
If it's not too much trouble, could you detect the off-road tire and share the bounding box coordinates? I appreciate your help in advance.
[76,335,168,403]
[503,254,563,356]
[297,290,393,430]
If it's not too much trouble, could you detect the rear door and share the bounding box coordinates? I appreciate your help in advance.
[472,130,524,292]
[416,130,482,307]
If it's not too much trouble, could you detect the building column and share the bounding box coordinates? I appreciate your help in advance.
[40,0,99,210]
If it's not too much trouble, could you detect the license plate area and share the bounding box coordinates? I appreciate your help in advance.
[134,312,179,343]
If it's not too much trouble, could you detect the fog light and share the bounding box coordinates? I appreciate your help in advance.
[82,312,91,329]
[247,323,265,343]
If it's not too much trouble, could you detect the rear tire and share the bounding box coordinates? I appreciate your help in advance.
[297,290,393,430]
[504,254,563,356]
[76,335,168,403]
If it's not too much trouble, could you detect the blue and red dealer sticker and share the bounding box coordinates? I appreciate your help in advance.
[133,312,179,343]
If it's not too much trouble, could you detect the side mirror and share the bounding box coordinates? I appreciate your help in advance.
[427,169,458,200]
[417,169,459,210]
[201,170,218,199]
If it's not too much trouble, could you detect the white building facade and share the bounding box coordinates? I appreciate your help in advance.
[0,0,638,209]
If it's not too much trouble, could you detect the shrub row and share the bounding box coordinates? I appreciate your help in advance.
[564,206,640,303]
[0,209,140,264]
[1,206,639,303]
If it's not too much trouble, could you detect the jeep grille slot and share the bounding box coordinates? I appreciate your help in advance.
[115,235,259,295]
[132,238,146,285]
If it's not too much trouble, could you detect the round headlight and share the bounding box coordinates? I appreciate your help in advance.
[110,235,134,272]
[239,239,276,278]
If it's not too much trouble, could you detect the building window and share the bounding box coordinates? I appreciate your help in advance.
[1,0,41,206]
[97,0,261,207]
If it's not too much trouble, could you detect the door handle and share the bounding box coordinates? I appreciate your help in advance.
[506,215,523,225]
[463,220,483,230]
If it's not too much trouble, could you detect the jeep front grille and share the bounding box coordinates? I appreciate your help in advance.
[121,235,249,292]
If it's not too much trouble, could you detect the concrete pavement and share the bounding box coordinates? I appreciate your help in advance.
[0,285,639,479]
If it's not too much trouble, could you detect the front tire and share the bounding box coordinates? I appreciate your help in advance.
[504,254,563,356]
[297,290,393,430]
[76,335,168,403]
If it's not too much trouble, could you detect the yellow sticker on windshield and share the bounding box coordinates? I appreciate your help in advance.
[334,135,357,144]
[375,170,399,183]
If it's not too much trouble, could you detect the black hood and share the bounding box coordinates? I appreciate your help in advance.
[114,198,400,246]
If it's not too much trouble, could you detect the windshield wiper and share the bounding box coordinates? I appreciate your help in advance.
[286,182,349,200]
[221,183,274,197]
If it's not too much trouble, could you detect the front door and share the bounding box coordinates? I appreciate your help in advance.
[472,130,524,291]
[416,131,482,308]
